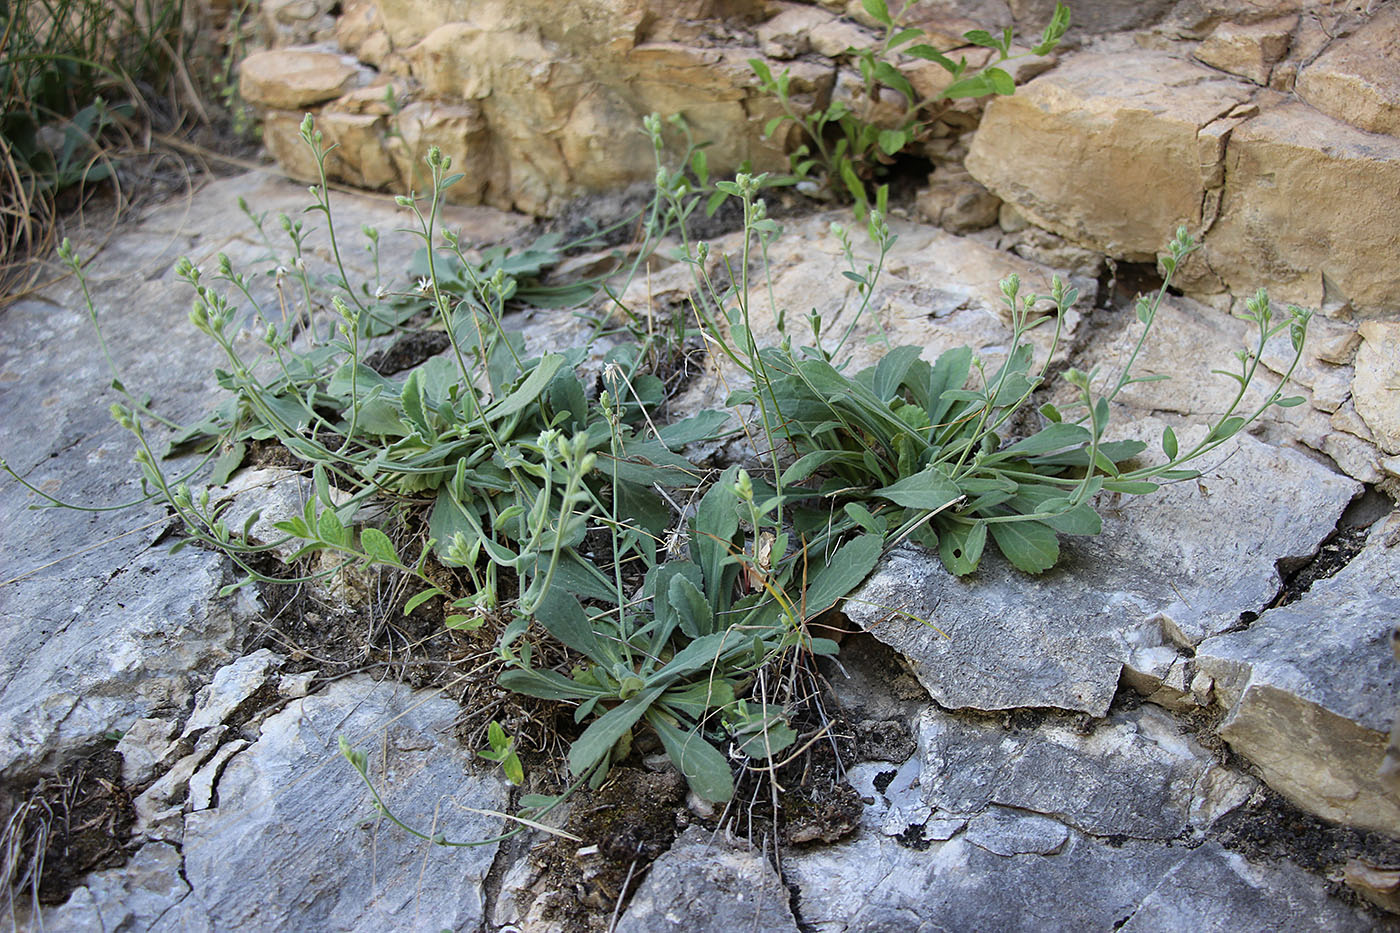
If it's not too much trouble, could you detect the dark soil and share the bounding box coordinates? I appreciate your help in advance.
[1,749,134,905]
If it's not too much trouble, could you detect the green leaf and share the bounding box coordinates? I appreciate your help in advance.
[1274,396,1306,408]
[1102,480,1160,494]
[844,502,887,534]
[669,572,715,638]
[657,410,731,447]
[877,128,908,156]
[647,709,733,803]
[988,519,1059,574]
[875,467,960,510]
[749,58,774,86]
[800,533,883,619]
[690,148,709,186]
[317,507,349,548]
[210,442,247,485]
[1038,500,1103,536]
[1207,416,1247,442]
[499,667,600,701]
[404,586,445,614]
[1162,425,1179,460]
[963,29,998,48]
[872,345,923,402]
[999,422,1092,457]
[905,43,956,71]
[861,0,893,26]
[531,587,608,661]
[483,353,566,421]
[938,520,986,576]
[693,468,741,615]
[359,527,400,566]
[984,66,1015,95]
[568,686,667,777]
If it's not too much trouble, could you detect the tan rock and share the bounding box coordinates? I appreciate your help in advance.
[320,111,399,190]
[757,2,836,59]
[1205,103,1400,318]
[259,0,339,47]
[1010,0,1174,34]
[1193,17,1295,86]
[808,18,875,58]
[1163,1,1306,39]
[335,0,391,66]
[260,111,321,182]
[1296,4,1400,137]
[387,101,493,204]
[965,51,1255,260]
[1352,322,1400,455]
[915,169,1000,233]
[239,49,360,110]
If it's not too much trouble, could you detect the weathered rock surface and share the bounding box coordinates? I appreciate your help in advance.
[166,677,508,931]
[38,843,190,933]
[1295,3,1400,137]
[615,826,800,933]
[239,48,365,110]
[1193,17,1296,86]
[1196,511,1400,834]
[1354,322,1400,455]
[919,704,1255,838]
[1203,102,1400,317]
[844,427,1357,715]
[785,826,1374,932]
[966,51,1255,260]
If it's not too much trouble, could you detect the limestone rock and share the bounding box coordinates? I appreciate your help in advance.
[785,823,1373,932]
[916,169,1001,233]
[844,426,1357,715]
[919,704,1254,839]
[259,0,339,47]
[182,648,284,736]
[615,826,800,933]
[966,51,1255,260]
[115,718,180,786]
[171,677,508,931]
[1204,103,1400,317]
[1296,3,1400,137]
[1353,322,1400,455]
[758,3,837,59]
[1193,17,1296,86]
[37,843,190,933]
[239,48,362,110]
[1009,0,1175,34]
[1196,511,1400,835]
[964,807,1069,855]
[1117,843,1374,932]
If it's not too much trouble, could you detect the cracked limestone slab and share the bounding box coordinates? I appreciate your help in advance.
[164,676,508,932]
[917,704,1256,840]
[844,425,1358,715]
[0,172,522,778]
[784,821,1373,933]
[1196,510,1400,834]
[30,842,189,933]
[615,826,800,933]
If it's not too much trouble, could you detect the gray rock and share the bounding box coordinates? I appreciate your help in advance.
[115,717,180,786]
[0,543,256,778]
[1118,842,1374,933]
[0,171,520,779]
[785,824,1374,933]
[1196,511,1400,834]
[35,842,189,933]
[845,429,1358,715]
[785,827,1181,933]
[964,807,1069,856]
[169,677,508,932]
[615,826,800,933]
[182,648,284,736]
[919,704,1254,839]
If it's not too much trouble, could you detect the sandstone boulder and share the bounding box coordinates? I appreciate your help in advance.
[239,48,363,110]
[1193,17,1296,86]
[1296,3,1400,137]
[1196,512,1400,835]
[1353,322,1400,455]
[1204,102,1400,317]
[965,51,1255,260]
